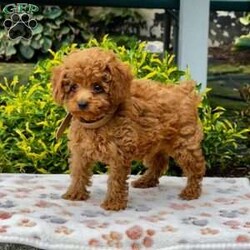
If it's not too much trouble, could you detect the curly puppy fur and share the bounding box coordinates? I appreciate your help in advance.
[52,47,206,211]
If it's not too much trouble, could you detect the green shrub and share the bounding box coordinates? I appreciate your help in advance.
[0,73,69,173]
[200,90,249,173]
[0,37,249,174]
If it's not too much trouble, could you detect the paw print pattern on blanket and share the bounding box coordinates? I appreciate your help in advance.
[182,217,209,227]
[0,200,16,208]
[0,175,249,249]
[219,210,241,218]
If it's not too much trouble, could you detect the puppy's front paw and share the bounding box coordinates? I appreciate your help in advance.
[101,199,127,211]
[62,189,89,201]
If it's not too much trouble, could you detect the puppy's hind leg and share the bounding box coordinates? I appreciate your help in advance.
[173,145,205,200]
[62,152,92,201]
[132,152,169,188]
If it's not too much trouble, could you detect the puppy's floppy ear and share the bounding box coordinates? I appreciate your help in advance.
[51,65,65,105]
[106,57,133,104]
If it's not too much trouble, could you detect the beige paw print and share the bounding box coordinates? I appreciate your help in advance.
[88,238,100,247]
[55,226,73,235]
[201,227,220,235]
[162,225,178,233]
[102,231,123,248]
[18,218,36,227]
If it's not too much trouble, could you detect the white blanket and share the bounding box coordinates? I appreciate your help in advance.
[0,174,249,250]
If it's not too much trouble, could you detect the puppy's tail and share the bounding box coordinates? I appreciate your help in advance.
[179,80,201,105]
[180,80,196,92]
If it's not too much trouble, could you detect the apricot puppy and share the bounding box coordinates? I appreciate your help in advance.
[52,47,205,211]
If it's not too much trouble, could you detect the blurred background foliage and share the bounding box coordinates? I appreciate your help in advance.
[0,6,145,62]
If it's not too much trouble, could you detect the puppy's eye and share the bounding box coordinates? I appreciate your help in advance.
[69,84,78,92]
[92,83,104,93]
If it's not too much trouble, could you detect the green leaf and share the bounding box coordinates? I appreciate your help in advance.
[34,33,42,41]
[19,44,35,59]
[44,6,62,19]
[37,168,49,174]
[34,15,44,21]
[31,39,42,49]
[55,18,64,26]
[239,14,250,26]
[32,23,43,35]
[5,44,16,57]
[42,37,52,52]
[61,26,70,35]
[213,106,226,112]
[15,129,27,141]
[234,34,250,50]
[144,71,157,79]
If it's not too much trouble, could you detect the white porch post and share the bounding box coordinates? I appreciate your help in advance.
[178,0,210,91]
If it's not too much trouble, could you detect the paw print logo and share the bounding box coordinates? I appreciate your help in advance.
[3,13,37,40]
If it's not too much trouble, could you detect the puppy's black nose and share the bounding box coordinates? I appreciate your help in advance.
[78,101,88,110]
